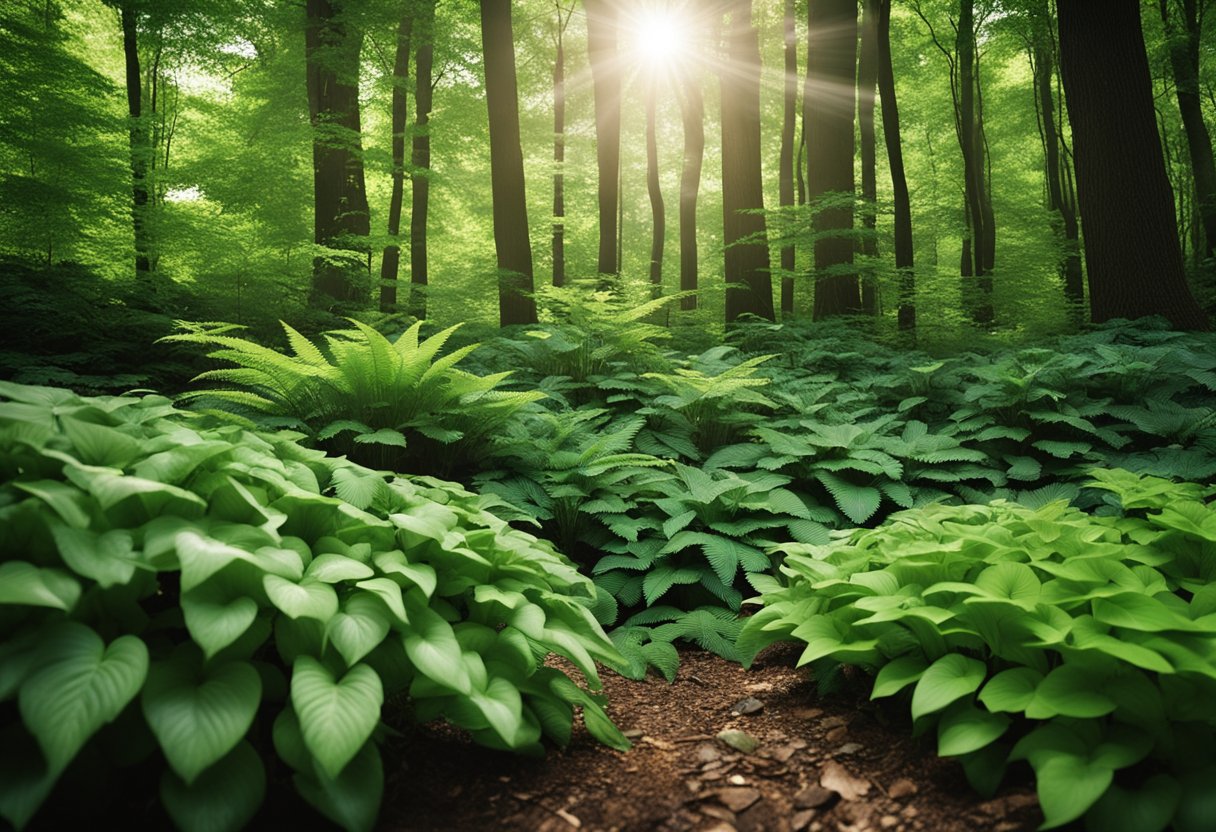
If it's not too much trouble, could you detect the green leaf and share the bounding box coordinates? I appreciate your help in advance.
[61,417,142,467]
[910,654,987,721]
[326,593,391,667]
[871,655,928,699]
[1085,775,1180,832]
[978,667,1043,713]
[160,741,266,832]
[19,623,148,771]
[263,576,339,622]
[401,600,471,695]
[372,551,438,599]
[354,429,407,448]
[141,654,262,784]
[1035,753,1113,829]
[306,553,375,584]
[936,701,1010,757]
[290,657,383,780]
[816,472,882,525]
[181,589,260,660]
[0,561,81,611]
[296,740,384,832]
[974,562,1040,605]
[1025,664,1116,719]
[47,523,137,588]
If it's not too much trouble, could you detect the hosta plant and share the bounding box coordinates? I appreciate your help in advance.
[0,382,628,832]
[738,469,1216,832]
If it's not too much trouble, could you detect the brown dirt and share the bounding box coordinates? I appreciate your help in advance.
[380,645,1041,832]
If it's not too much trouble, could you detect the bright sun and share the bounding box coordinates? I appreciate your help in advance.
[630,8,690,70]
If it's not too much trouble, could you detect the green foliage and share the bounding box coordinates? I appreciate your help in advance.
[0,381,628,832]
[738,470,1216,831]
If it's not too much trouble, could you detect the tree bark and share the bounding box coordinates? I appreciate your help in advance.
[585,0,621,282]
[646,75,664,297]
[480,0,537,327]
[305,0,371,307]
[877,0,915,332]
[807,0,860,319]
[380,12,413,311]
[1161,0,1216,260]
[858,0,880,314]
[956,0,993,324]
[721,0,774,323]
[677,62,704,311]
[120,2,152,284]
[1057,0,1208,329]
[552,4,571,287]
[409,1,435,319]
[779,0,798,317]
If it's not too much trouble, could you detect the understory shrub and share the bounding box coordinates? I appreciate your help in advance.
[738,469,1216,831]
[0,381,628,832]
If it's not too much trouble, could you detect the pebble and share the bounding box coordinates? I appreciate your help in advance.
[702,806,737,823]
[728,774,747,786]
[792,809,818,831]
[880,816,900,829]
[696,743,723,763]
[717,729,760,754]
[622,728,644,740]
[837,742,864,756]
[825,726,849,743]
[703,824,736,832]
[794,784,837,809]
[716,786,762,813]
[819,761,872,802]
[730,696,765,715]
[887,779,918,800]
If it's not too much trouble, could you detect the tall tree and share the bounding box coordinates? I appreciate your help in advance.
[379,11,413,311]
[807,0,860,319]
[1160,0,1216,260]
[479,0,537,326]
[645,69,664,296]
[857,0,880,314]
[585,0,621,281]
[409,1,436,318]
[956,0,994,323]
[677,59,704,311]
[119,0,153,283]
[305,0,371,306]
[779,0,798,317]
[1057,0,1208,329]
[721,0,775,322]
[552,2,573,287]
[877,0,915,331]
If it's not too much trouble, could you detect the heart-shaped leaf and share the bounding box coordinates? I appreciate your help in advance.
[871,655,928,699]
[937,701,1011,757]
[181,589,260,660]
[326,593,391,667]
[0,562,81,611]
[160,740,266,832]
[290,656,383,779]
[264,576,339,622]
[910,654,986,721]
[295,740,384,832]
[306,553,375,584]
[402,598,471,695]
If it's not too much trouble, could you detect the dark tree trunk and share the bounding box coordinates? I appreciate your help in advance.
[646,76,664,297]
[779,0,798,317]
[1031,6,1083,317]
[1161,0,1216,259]
[552,4,571,287]
[480,0,537,327]
[721,0,774,323]
[858,0,880,314]
[305,0,371,307]
[409,1,435,319]
[585,0,621,282]
[877,0,915,332]
[956,0,993,324]
[380,13,413,311]
[1057,0,1208,329]
[120,3,152,284]
[807,0,860,319]
[677,62,704,311]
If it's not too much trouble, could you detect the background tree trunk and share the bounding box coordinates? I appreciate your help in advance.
[552,4,571,287]
[585,0,621,282]
[807,0,860,319]
[877,0,915,332]
[721,0,774,323]
[956,0,993,324]
[480,0,537,327]
[380,13,412,311]
[677,62,704,311]
[858,0,880,314]
[1057,0,1208,329]
[409,1,435,319]
[779,0,798,317]
[646,75,664,297]
[120,3,152,285]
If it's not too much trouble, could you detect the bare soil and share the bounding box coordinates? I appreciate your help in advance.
[380,645,1041,832]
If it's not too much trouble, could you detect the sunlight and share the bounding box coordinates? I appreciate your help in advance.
[628,6,691,72]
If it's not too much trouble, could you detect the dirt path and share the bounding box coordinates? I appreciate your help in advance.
[381,647,1040,832]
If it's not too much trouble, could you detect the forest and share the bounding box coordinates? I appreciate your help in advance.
[0,0,1214,830]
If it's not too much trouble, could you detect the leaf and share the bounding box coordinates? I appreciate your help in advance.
[141,655,262,784]
[1035,752,1114,829]
[181,588,260,660]
[936,701,1010,757]
[353,429,407,448]
[871,655,928,699]
[19,623,149,772]
[816,472,882,525]
[0,561,81,611]
[264,576,339,622]
[160,741,266,832]
[306,553,375,584]
[326,593,391,667]
[330,467,387,511]
[1025,664,1116,719]
[1005,456,1042,482]
[290,657,383,780]
[401,599,471,695]
[910,654,987,721]
[1084,775,1180,832]
[978,667,1042,713]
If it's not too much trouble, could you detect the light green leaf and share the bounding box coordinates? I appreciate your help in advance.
[871,655,928,699]
[263,576,339,622]
[910,654,987,721]
[306,553,375,584]
[1025,664,1116,719]
[1035,753,1113,829]
[0,562,81,611]
[936,701,1010,757]
[326,593,391,667]
[290,656,383,780]
[978,667,1043,713]
[402,600,471,695]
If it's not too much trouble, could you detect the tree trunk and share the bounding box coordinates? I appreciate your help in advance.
[858,0,879,314]
[120,3,152,284]
[956,0,993,324]
[305,0,371,307]
[721,0,774,323]
[1161,0,1216,260]
[1057,0,1208,329]
[877,0,915,332]
[807,0,860,319]
[480,0,537,327]
[646,75,664,297]
[779,0,798,317]
[585,0,621,282]
[409,2,435,319]
[677,62,704,311]
[552,5,571,287]
[380,13,413,311]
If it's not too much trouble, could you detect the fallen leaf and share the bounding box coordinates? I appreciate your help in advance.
[716,729,759,754]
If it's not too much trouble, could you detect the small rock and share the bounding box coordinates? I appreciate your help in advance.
[642,736,674,751]
[696,743,723,763]
[792,809,817,831]
[555,808,582,829]
[703,824,736,832]
[821,716,849,730]
[746,681,775,693]
[820,761,871,802]
[793,784,837,810]
[702,760,724,772]
[888,779,918,800]
[716,786,762,813]
[790,738,808,750]
[717,729,760,754]
[701,806,737,823]
[794,706,824,720]
[903,807,919,819]
[769,744,799,763]
[825,726,848,743]
[728,774,747,786]
[702,771,724,782]
[837,742,864,756]
[880,816,899,829]
[730,696,764,716]
[687,780,702,793]
[622,728,644,740]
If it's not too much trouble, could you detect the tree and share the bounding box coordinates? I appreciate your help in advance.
[677,57,704,311]
[877,0,915,331]
[1056,0,1208,329]
[645,65,664,296]
[479,0,537,326]
[721,0,774,323]
[585,0,621,281]
[305,0,371,306]
[779,0,798,317]
[551,2,574,287]
[858,0,880,313]
[1160,0,1216,261]
[807,0,860,319]
[379,10,413,311]
[410,1,436,318]
[119,0,153,283]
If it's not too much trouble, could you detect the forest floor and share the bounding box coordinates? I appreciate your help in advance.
[379,645,1042,832]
